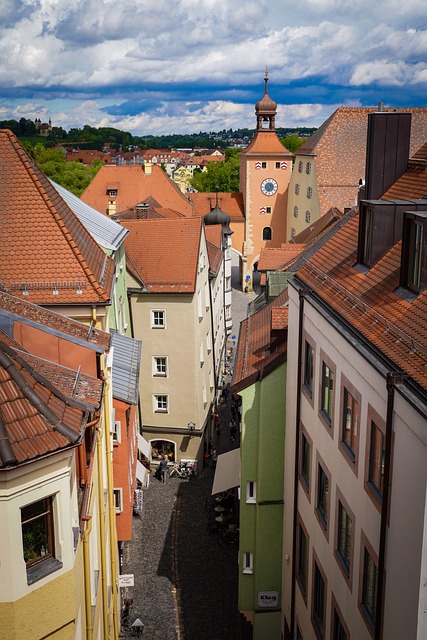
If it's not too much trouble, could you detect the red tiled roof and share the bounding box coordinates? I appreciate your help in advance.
[0,341,87,469]
[382,142,427,200]
[291,207,344,244]
[13,349,103,410]
[240,131,293,156]
[204,225,222,248]
[272,307,289,330]
[190,192,245,220]
[0,130,115,305]
[233,289,288,390]
[258,245,305,272]
[81,164,194,216]
[296,107,427,216]
[295,212,427,390]
[0,290,110,351]
[123,218,202,293]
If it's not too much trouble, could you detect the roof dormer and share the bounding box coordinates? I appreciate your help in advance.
[399,211,427,296]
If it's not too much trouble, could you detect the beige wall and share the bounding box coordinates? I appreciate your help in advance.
[287,156,320,239]
[128,230,215,463]
[283,282,427,640]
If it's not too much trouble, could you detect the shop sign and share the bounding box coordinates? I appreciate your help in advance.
[118,574,134,587]
[257,591,279,608]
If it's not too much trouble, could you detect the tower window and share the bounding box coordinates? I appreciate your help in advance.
[294,206,299,218]
[295,184,300,195]
[305,210,311,223]
[298,161,303,173]
[306,187,313,199]
[262,227,272,241]
[305,162,312,175]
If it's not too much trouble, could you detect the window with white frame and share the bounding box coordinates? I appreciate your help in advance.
[200,343,204,365]
[21,495,63,584]
[206,332,212,353]
[154,395,168,413]
[242,552,253,574]
[153,356,167,377]
[198,291,203,319]
[151,309,166,328]
[112,419,121,443]
[246,481,256,503]
[113,489,123,513]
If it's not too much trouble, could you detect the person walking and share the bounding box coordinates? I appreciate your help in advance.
[159,456,168,484]
[211,449,218,468]
[229,420,237,442]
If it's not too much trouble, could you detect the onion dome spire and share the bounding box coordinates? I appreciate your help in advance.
[255,66,277,131]
[204,192,233,237]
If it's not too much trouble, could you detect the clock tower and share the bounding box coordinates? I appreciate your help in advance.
[239,70,293,290]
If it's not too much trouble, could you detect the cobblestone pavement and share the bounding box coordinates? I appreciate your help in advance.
[120,255,258,639]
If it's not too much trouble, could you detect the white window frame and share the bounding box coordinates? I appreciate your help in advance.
[113,488,123,513]
[200,343,205,365]
[206,332,212,354]
[243,552,254,574]
[246,481,257,504]
[151,309,166,329]
[112,419,121,443]
[153,356,167,377]
[154,394,169,413]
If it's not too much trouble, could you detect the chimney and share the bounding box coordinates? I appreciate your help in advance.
[144,160,152,176]
[364,109,411,201]
[136,202,149,219]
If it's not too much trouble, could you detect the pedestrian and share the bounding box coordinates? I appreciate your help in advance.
[159,456,168,484]
[215,422,221,440]
[211,449,218,468]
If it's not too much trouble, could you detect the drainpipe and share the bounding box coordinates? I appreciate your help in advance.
[82,515,93,640]
[375,372,405,640]
[103,354,120,639]
[97,423,109,639]
[290,288,310,638]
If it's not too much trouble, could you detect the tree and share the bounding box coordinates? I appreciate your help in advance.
[280,134,305,154]
[31,144,103,196]
[190,149,240,193]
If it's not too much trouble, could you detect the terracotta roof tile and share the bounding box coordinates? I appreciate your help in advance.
[382,142,427,200]
[123,218,202,293]
[296,107,427,216]
[190,193,245,220]
[240,131,293,156]
[296,212,427,390]
[0,130,115,305]
[258,245,305,271]
[0,290,110,351]
[0,342,87,469]
[82,164,193,216]
[233,289,288,390]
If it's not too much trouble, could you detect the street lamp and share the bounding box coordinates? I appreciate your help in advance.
[131,618,144,637]
[187,422,196,436]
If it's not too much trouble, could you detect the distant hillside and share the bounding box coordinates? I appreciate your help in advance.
[0,118,316,151]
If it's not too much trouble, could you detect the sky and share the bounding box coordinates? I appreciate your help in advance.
[0,0,426,136]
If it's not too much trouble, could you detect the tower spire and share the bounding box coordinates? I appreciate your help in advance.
[255,67,277,131]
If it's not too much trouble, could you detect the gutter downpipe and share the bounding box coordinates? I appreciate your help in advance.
[375,372,405,640]
[290,288,310,639]
[103,354,120,640]
[82,515,94,640]
[97,422,109,639]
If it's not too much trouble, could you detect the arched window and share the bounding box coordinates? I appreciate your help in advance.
[305,162,311,175]
[262,227,272,241]
[306,186,313,199]
[295,183,300,195]
[305,210,311,223]
[298,161,303,173]
[150,439,176,462]
[293,206,299,218]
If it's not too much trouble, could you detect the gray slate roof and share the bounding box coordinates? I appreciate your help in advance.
[111,330,142,405]
[50,180,128,251]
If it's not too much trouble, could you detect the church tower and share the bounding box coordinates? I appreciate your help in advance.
[239,70,293,290]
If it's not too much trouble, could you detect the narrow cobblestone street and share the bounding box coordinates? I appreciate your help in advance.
[120,254,258,639]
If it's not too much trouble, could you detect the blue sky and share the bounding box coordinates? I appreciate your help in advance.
[0,0,426,136]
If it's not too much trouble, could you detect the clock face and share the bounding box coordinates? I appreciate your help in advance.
[261,178,278,196]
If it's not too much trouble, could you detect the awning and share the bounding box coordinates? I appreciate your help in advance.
[137,433,151,458]
[136,459,148,485]
[211,448,240,495]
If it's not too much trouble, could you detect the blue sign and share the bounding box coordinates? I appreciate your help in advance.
[231,335,236,340]
[245,275,250,281]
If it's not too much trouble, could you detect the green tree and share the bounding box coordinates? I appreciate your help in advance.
[32,145,103,196]
[190,148,240,193]
[280,134,305,154]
